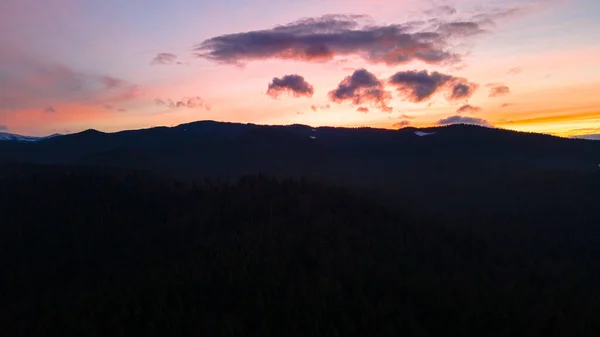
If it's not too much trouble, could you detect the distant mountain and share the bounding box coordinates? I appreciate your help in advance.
[0,132,62,142]
[0,121,598,181]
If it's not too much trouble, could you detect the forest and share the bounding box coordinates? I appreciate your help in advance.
[1,163,599,336]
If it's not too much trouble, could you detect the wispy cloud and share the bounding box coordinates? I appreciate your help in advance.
[356,106,369,113]
[388,70,478,103]
[438,115,492,127]
[489,85,510,97]
[423,5,457,17]
[500,103,514,108]
[151,53,178,65]
[507,66,522,74]
[0,53,140,112]
[456,104,481,113]
[155,96,210,110]
[393,120,411,128]
[44,106,56,113]
[0,125,8,131]
[329,69,392,112]
[266,74,314,98]
[310,104,330,112]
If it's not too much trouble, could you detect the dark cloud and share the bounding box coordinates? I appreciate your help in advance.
[388,70,478,103]
[329,69,392,112]
[0,125,7,131]
[155,96,209,110]
[457,104,481,113]
[508,66,522,74]
[194,14,461,66]
[489,85,510,97]
[423,5,457,16]
[194,7,522,67]
[356,106,369,113]
[500,103,513,108]
[266,74,314,98]
[310,104,330,112]
[393,120,411,128]
[44,106,56,113]
[449,81,479,100]
[151,53,178,65]
[438,115,492,127]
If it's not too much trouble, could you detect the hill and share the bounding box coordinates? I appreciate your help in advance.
[1,164,599,336]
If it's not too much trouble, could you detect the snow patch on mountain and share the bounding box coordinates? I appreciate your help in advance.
[0,132,62,142]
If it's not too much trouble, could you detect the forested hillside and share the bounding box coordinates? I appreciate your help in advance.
[1,164,599,336]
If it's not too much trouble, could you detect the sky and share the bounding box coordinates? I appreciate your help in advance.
[1,0,599,139]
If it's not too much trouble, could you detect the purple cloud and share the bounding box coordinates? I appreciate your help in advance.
[266,74,314,98]
[151,53,178,65]
[329,69,392,112]
[423,6,457,16]
[195,14,460,66]
[0,125,8,131]
[388,70,478,103]
[155,96,209,110]
[489,85,510,97]
[438,115,492,127]
[457,104,481,113]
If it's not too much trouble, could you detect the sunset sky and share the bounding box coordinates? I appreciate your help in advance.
[1,0,599,139]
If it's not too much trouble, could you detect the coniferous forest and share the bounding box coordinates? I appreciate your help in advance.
[1,162,600,336]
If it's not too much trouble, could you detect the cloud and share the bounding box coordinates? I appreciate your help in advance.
[438,115,492,127]
[266,74,314,98]
[0,125,7,131]
[195,14,466,66]
[151,53,178,65]
[356,106,369,113]
[449,81,479,100]
[310,104,330,112]
[393,120,411,128]
[329,69,392,112]
[44,106,56,113]
[500,103,513,108]
[388,70,478,103]
[423,5,457,16]
[193,6,524,67]
[155,96,210,110]
[0,53,140,111]
[437,22,486,38]
[399,114,415,119]
[508,66,522,74]
[100,76,125,89]
[574,134,600,140]
[457,104,481,113]
[103,104,113,110]
[489,85,510,97]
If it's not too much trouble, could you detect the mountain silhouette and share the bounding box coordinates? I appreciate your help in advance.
[1,121,598,180]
